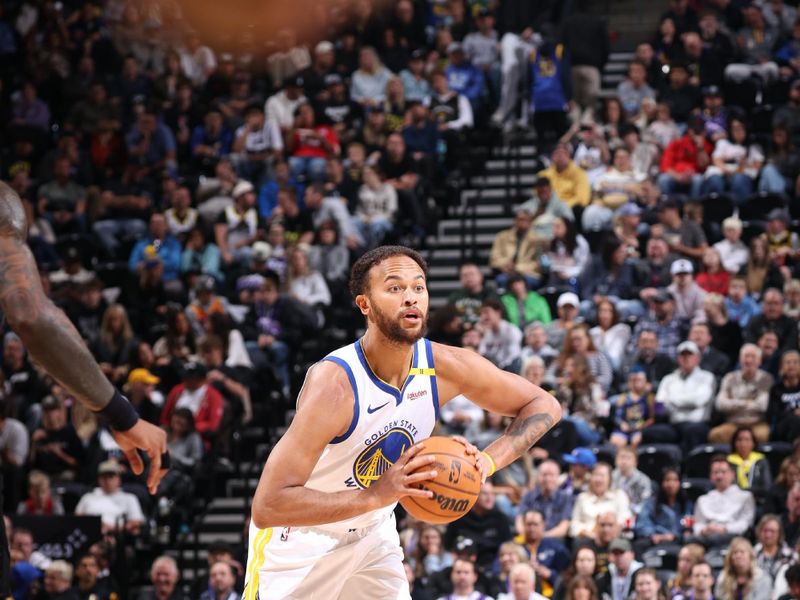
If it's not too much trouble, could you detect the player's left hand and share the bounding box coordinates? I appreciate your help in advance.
[112,420,169,495]
[450,435,491,483]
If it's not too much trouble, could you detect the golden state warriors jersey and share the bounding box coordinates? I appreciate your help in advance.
[303,337,440,532]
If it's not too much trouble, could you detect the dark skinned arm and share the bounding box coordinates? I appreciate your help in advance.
[0,181,168,493]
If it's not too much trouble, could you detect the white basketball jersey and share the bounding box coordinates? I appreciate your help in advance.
[303,337,440,532]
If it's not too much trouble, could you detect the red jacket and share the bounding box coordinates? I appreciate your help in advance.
[660,133,713,175]
[161,383,224,434]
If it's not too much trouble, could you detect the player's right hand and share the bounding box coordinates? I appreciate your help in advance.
[366,443,437,507]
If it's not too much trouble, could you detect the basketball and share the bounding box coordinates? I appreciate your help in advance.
[399,436,482,524]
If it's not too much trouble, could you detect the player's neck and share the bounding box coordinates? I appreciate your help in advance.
[361,329,415,389]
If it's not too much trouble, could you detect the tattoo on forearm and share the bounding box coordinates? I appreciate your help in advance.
[505,409,555,455]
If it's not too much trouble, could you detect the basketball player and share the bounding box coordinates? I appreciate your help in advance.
[0,182,169,592]
[244,246,561,599]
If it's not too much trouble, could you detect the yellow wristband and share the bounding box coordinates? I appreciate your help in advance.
[481,451,496,476]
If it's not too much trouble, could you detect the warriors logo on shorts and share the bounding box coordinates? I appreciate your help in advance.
[353,427,414,489]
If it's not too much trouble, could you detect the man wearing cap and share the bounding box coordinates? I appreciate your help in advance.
[710,343,773,443]
[445,42,485,112]
[265,76,307,134]
[129,212,182,282]
[75,460,145,534]
[214,181,260,266]
[544,292,581,350]
[655,197,708,261]
[762,209,799,277]
[646,340,715,453]
[299,41,335,102]
[562,447,597,497]
[314,74,363,140]
[30,395,85,482]
[400,50,432,102]
[161,362,224,439]
[667,258,707,322]
[350,47,393,107]
[657,116,712,198]
[607,539,643,600]
[126,368,162,425]
[186,275,229,337]
[697,85,727,139]
[537,144,591,209]
[631,290,686,359]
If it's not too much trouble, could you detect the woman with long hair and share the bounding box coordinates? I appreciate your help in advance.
[494,541,528,595]
[768,351,800,443]
[714,537,772,600]
[667,544,706,598]
[564,574,600,600]
[92,303,139,387]
[579,237,644,320]
[552,324,614,393]
[727,426,772,493]
[753,514,797,585]
[546,216,590,285]
[153,304,197,362]
[554,547,604,600]
[589,299,631,372]
[409,525,453,581]
[634,467,693,547]
[555,354,607,445]
[703,117,764,204]
[764,457,800,515]
[759,125,800,195]
[287,244,331,325]
[743,236,784,298]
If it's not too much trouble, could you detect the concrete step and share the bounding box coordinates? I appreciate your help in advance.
[609,52,635,62]
[434,233,499,247]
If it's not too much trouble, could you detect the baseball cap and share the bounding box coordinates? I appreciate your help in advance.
[563,447,597,467]
[41,395,62,411]
[670,259,694,275]
[677,340,700,355]
[767,208,789,222]
[455,536,476,553]
[284,75,305,88]
[653,289,674,303]
[324,73,343,87]
[618,203,642,217]
[315,40,334,55]
[128,368,160,385]
[98,460,121,476]
[657,196,680,212]
[182,361,207,379]
[252,241,272,263]
[702,85,722,97]
[557,292,580,308]
[477,7,493,17]
[410,49,425,61]
[232,180,254,198]
[194,275,216,293]
[236,274,266,292]
[609,538,632,553]
[447,42,464,54]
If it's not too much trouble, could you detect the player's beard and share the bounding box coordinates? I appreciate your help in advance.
[370,302,427,345]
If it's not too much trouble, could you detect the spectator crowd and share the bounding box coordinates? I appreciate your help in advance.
[3,0,800,599]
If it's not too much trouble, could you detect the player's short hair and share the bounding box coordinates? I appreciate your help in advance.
[349,246,427,299]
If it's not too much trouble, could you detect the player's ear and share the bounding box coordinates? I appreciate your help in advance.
[355,294,370,316]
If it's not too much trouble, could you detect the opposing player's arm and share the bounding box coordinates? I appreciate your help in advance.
[251,361,436,529]
[0,182,167,493]
[434,343,561,472]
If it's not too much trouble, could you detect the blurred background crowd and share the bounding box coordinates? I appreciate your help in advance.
[4,0,800,598]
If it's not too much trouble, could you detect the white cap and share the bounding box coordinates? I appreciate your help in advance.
[251,241,271,262]
[315,40,334,54]
[670,259,694,275]
[557,292,580,308]
[677,340,700,355]
[232,180,255,198]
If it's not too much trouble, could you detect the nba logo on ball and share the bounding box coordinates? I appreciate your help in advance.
[352,428,414,489]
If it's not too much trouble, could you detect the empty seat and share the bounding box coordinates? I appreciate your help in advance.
[758,441,793,478]
[681,477,713,502]
[642,544,681,570]
[684,444,730,478]
[637,444,683,481]
[591,444,618,466]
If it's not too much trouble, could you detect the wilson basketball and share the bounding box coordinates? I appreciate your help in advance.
[399,436,482,524]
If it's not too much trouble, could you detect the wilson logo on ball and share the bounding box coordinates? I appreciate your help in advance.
[417,483,471,513]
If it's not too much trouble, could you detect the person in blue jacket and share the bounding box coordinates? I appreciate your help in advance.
[529,25,573,148]
[445,42,486,114]
[634,467,693,553]
[128,212,183,282]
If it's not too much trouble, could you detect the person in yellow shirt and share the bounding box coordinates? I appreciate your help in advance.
[538,143,591,209]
